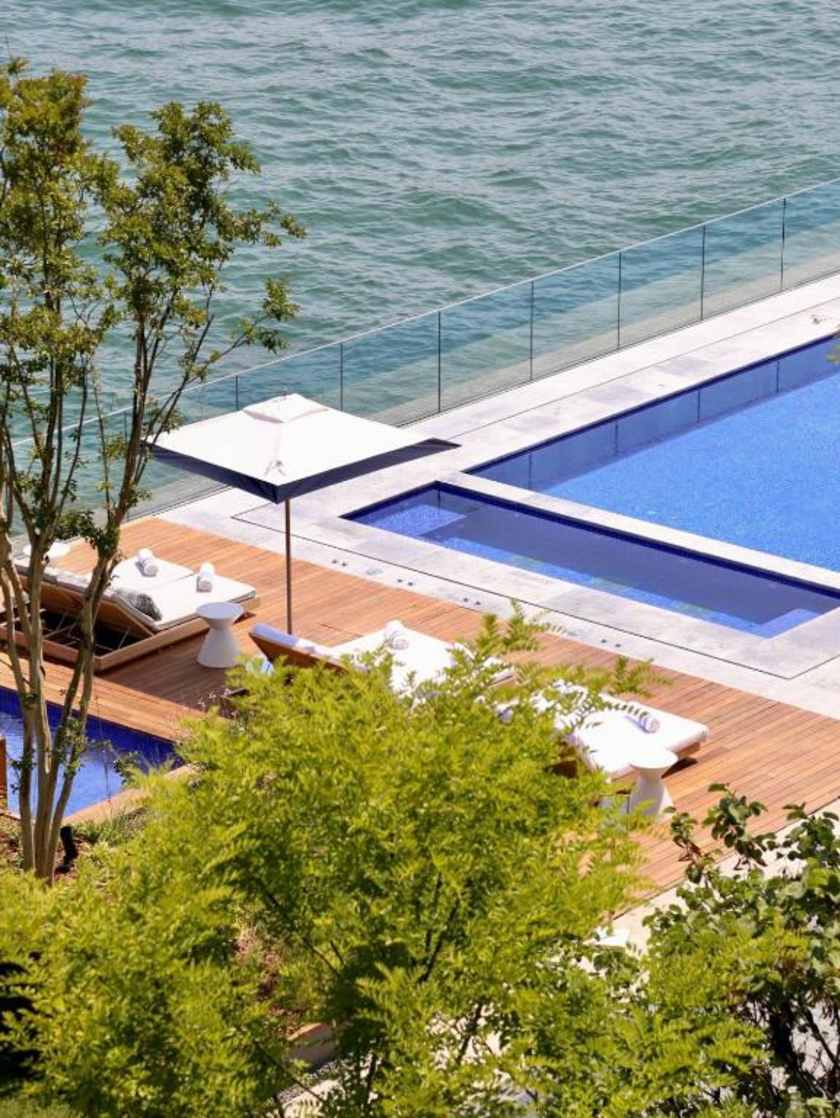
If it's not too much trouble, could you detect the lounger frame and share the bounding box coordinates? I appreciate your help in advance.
[1,575,258,673]
[249,629,347,672]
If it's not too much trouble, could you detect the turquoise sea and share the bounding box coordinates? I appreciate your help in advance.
[11,0,840,395]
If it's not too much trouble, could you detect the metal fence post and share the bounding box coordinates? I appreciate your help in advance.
[529,281,535,380]
[339,342,344,411]
[780,196,787,291]
[617,252,623,349]
[437,311,442,413]
[234,374,240,410]
[700,223,707,320]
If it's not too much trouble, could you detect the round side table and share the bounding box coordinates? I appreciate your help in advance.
[196,601,244,669]
[624,745,677,818]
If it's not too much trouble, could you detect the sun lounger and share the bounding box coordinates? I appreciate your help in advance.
[3,555,259,673]
[497,683,706,783]
[567,704,705,779]
[250,621,514,693]
[330,623,514,693]
[537,684,707,779]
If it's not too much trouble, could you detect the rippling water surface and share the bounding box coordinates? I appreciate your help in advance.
[9,0,840,385]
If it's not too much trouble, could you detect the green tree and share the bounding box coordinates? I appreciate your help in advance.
[163,617,756,1116]
[648,787,840,1116]
[0,776,281,1117]
[0,59,303,877]
[503,927,758,1118]
[0,620,764,1116]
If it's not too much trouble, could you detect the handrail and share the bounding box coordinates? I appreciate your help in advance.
[10,173,840,517]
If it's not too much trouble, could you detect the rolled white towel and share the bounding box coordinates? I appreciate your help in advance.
[196,562,215,592]
[383,619,409,651]
[638,711,661,734]
[135,548,159,577]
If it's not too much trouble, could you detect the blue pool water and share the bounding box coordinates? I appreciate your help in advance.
[0,690,176,817]
[474,335,840,571]
[351,484,840,636]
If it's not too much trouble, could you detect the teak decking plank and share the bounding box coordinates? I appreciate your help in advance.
[10,516,840,893]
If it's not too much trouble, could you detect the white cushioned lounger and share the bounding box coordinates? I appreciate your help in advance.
[566,706,706,779]
[118,573,257,632]
[250,622,335,662]
[511,685,707,780]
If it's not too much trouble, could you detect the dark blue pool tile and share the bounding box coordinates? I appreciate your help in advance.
[0,686,176,815]
[698,358,778,421]
[373,503,465,537]
[777,336,837,391]
[351,334,840,638]
[482,422,618,490]
[616,390,699,454]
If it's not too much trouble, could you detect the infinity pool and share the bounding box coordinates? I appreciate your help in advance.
[473,335,840,571]
[0,689,176,816]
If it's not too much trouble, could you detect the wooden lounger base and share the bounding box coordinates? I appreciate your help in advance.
[0,599,259,674]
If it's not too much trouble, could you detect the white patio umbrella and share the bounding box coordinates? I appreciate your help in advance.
[150,394,457,632]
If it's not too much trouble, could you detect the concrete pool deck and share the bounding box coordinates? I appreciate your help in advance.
[162,269,840,718]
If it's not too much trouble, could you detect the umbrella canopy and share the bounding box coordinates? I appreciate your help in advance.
[150,394,458,631]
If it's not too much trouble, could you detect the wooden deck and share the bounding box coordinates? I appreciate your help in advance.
[13,517,840,891]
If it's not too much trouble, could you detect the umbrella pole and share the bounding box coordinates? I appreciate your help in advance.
[284,498,293,633]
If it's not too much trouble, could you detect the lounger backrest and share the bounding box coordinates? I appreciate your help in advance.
[20,568,156,640]
[37,579,88,618]
[96,593,157,638]
[250,626,345,672]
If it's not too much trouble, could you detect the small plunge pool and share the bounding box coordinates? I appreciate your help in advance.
[350,483,840,637]
[0,688,176,817]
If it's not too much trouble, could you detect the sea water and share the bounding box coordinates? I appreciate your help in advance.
[10,0,840,405]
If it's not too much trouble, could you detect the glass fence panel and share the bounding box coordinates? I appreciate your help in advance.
[235,345,342,411]
[342,313,439,424]
[178,376,240,424]
[440,283,532,411]
[619,225,704,347]
[532,254,619,378]
[33,176,840,525]
[124,409,220,520]
[702,199,784,318]
[782,180,840,290]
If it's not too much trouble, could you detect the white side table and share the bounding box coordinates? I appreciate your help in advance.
[624,745,677,817]
[196,601,244,669]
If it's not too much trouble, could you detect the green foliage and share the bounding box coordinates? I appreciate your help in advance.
[165,614,753,1115]
[649,787,840,1115]
[70,807,146,850]
[0,960,36,1093]
[0,617,783,1115]
[0,786,280,1117]
[0,1099,76,1118]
